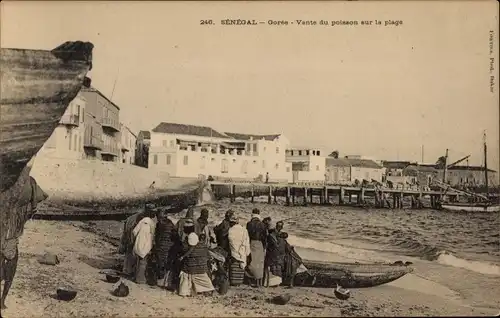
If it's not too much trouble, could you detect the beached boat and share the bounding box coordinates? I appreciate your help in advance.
[294,260,413,288]
[439,202,500,213]
[0,41,94,194]
[438,132,500,213]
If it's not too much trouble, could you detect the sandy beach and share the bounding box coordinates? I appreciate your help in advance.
[3,219,498,317]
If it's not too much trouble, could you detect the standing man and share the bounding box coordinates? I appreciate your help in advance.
[154,208,178,288]
[214,210,234,254]
[246,208,267,287]
[264,221,286,287]
[132,206,157,284]
[196,208,216,247]
[227,215,251,286]
[265,172,270,183]
[119,203,155,277]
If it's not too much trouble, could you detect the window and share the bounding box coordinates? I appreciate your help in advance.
[298,150,302,155]
[183,155,189,165]
[153,154,158,164]
[275,163,279,170]
[246,144,251,152]
[276,147,280,154]
[170,140,175,148]
[74,135,77,151]
[252,144,257,152]
[221,159,229,173]
[162,140,168,147]
[317,150,321,156]
[69,131,72,150]
[306,150,310,155]
[316,165,319,171]
[263,146,267,151]
[286,167,290,172]
[262,160,266,168]
[166,155,171,165]
[201,156,206,169]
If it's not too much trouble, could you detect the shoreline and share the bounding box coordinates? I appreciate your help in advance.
[4,220,498,317]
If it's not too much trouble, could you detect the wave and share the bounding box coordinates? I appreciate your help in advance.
[435,251,500,276]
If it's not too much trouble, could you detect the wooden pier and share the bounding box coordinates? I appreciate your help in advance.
[208,181,464,209]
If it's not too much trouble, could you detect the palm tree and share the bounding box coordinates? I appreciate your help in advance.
[329,150,339,159]
[435,156,446,169]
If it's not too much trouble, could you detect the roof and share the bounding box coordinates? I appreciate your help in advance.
[382,161,412,169]
[326,158,383,169]
[138,130,151,139]
[224,132,281,141]
[81,86,120,110]
[152,122,227,138]
[447,165,496,173]
[403,164,438,176]
[126,126,137,138]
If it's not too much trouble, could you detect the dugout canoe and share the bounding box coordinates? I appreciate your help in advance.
[0,41,93,193]
[294,260,413,288]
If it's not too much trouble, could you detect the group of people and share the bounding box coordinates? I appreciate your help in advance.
[118,203,305,297]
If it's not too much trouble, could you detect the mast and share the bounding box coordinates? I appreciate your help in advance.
[483,131,489,197]
[442,148,449,183]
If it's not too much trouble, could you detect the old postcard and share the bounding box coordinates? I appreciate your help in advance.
[0,0,499,317]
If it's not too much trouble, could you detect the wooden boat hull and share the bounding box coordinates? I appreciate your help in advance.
[440,203,500,213]
[294,260,413,288]
[0,42,93,193]
[34,180,215,218]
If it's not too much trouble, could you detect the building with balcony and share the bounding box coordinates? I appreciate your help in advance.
[39,93,87,159]
[147,122,291,181]
[120,124,137,164]
[285,148,326,182]
[80,87,121,162]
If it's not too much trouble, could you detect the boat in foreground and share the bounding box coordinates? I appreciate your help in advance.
[294,260,413,288]
[0,41,94,193]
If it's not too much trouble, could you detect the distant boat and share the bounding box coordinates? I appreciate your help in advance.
[1,41,94,193]
[439,132,500,213]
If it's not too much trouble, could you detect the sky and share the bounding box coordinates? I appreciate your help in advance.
[2,1,499,170]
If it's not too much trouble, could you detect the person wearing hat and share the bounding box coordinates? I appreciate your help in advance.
[214,210,235,254]
[264,220,285,287]
[227,215,251,286]
[177,220,214,296]
[246,208,267,287]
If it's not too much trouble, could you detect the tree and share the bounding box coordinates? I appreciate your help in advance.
[329,150,339,159]
[435,156,446,169]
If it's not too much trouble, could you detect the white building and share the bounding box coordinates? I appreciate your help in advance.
[119,124,137,165]
[325,157,384,184]
[285,148,326,182]
[39,93,87,159]
[147,122,291,182]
